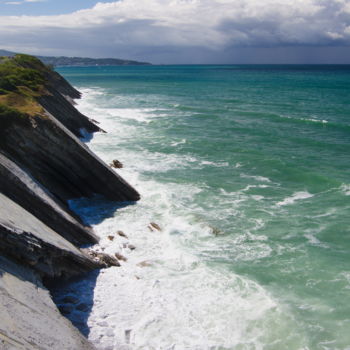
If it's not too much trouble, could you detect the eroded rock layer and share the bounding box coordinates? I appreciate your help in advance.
[0,54,140,349]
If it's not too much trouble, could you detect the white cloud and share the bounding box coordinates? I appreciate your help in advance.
[0,0,349,63]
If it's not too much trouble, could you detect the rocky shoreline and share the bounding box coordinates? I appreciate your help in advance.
[0,54,140,349]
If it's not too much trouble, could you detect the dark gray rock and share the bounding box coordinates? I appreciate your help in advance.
[83,249,121,267]
[0,56,141,349]
[0,111,140,203]
[61,295,80,304]
[110,159,123,169]
[76,303,89,312]
[0,153,98,245]
[38,85,100,137]
[0,193,103,279]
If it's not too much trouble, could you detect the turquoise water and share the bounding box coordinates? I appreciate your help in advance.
[57,65,350,350]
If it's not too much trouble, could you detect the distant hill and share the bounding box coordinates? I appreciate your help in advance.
[0,49,150,66]
[0,49,14,56]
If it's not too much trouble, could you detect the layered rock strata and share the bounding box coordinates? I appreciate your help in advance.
[0,54,140,349]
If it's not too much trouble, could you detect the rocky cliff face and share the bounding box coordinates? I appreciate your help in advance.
[0,255,96,350]
[0,153,98,245]
[0,54,140,349]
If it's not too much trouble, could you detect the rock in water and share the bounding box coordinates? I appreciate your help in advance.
[83,249,121,267]
[117,230,128,238]
[115,252,127,262]
[110,159,123,168]
[149,222,162,231]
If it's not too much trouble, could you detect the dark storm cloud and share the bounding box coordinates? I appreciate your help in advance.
[1,0,350,63]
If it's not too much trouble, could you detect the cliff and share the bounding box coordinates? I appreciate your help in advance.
[0,54,140,349]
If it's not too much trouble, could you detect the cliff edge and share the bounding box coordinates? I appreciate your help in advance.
[0,54,140,349]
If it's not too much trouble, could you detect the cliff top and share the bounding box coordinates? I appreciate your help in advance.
[0,54,51,118]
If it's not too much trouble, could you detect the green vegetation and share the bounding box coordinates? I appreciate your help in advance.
[0,54,49,121]
[0,54,47,93]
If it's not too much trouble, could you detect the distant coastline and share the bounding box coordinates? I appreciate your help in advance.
[0,49,151,67]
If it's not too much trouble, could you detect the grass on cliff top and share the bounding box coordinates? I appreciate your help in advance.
[0,54,51,120]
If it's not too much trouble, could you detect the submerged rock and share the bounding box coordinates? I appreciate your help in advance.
[209,225,223,236]
[61,295,80,304]
[76,303,89,312]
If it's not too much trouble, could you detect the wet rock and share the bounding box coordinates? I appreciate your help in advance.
[137,261,152,267]
[61,295,79,304]
[149,222,162,231]
[209,225,222,236]
[110,159,123,169]
[98,253,120,267]
[84,249,121,267]
[107,235,114,241]
[58,304,74,315]
[117,230,128,239]
[76,303,89,312]
[115,253,127,262]
[123,243,136,250]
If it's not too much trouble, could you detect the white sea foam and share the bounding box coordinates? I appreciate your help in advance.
[300,118,328,124]
[170,138,186,146]
[240,174,272,182]
[340,184,350,196]
[200,160,229,167]
[277,191,314,207]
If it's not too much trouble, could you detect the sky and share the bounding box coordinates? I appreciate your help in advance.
[0,0,350,64]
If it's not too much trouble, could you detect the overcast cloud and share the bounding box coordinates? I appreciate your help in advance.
[1,0,350,63]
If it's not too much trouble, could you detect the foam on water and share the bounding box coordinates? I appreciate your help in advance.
[54,88,311,349]
[240,174,272,183]
[340,184,350,196]
[276,191,314,207]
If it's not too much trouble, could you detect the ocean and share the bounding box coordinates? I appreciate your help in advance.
[55,65,350,350]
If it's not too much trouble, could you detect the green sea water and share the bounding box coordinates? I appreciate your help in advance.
[57,65,350,350]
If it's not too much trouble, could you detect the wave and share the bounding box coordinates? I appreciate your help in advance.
[55,87,309,349]
[240,174,272,183]
[340,183,350,196]
[276,191,314,206]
